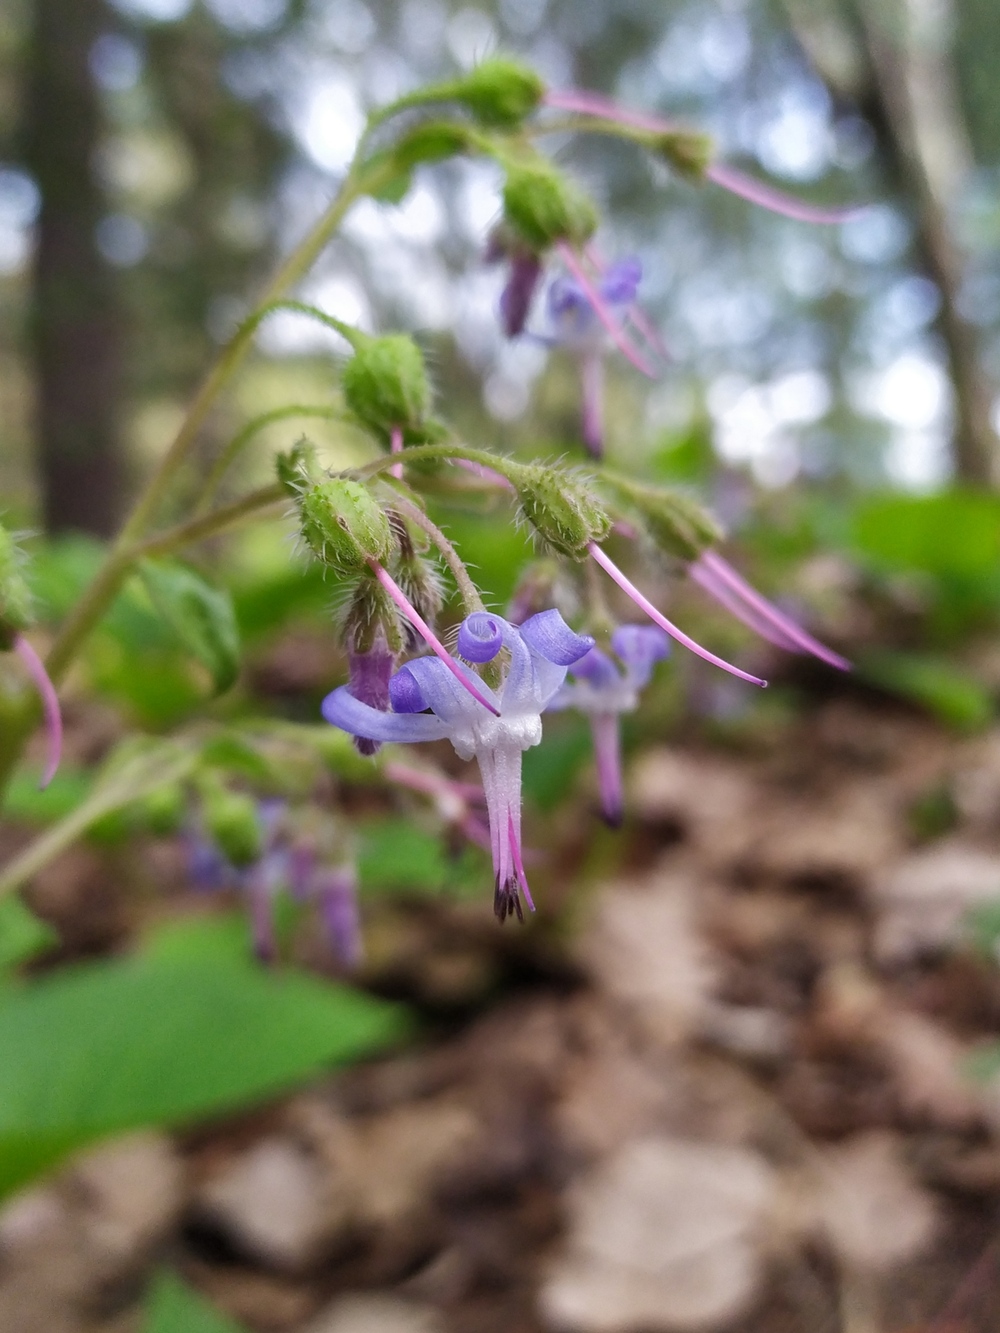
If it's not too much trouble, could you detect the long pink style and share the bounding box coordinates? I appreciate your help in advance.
[556,243,656,377]
[544,90,863,225]
[588,543,768,688]
[369,561,501,717]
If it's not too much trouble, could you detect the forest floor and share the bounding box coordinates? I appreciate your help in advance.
[5,688,1000,1333]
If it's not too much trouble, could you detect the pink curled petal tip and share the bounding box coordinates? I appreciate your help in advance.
[389,424,403,481]
[704,163,866,225]
[14,635,63,789]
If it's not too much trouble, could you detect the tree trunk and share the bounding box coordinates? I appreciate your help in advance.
[24,0,125,536]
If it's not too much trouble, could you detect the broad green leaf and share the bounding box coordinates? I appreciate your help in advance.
[522,714,592,812]
[966,899,1000,957]
[853,490,1000,581]
[139,560,241,695]
[2,767,92,825]
[0,895,56,977]
[145,1271,249,1333]
[861,651,994,732]
[0,940,406,1197]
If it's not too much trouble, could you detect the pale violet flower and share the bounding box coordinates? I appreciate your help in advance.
[322,609,594,922]
[548,625,670,826]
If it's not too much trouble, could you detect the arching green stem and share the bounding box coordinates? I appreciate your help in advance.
[388,494,485,615]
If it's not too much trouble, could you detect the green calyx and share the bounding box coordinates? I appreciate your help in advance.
[200,781,264,869]
[342,574,404,656]
[341,335,432,443]
[651,130,714,181]
[299,479,395,575]
[501,161,598,252]
[275,438,321,499]
[0,526,33,651]
[453,57,545,128]
[606,478,723,560]
[512,464,611,557]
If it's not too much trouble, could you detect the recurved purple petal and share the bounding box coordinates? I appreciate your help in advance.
[322,686,451,743]
[520,609,595,665]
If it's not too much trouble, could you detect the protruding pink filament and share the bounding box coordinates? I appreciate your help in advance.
[545,90,862,225]
[588,543,767,688]
[370,561,501,717]
[452,458,515,491]
[703,163,863,225]
[14,634,62,789]
[556,243,656,377]
[508,810,535,913]
[692,551,851,671]
[390,424,403,480]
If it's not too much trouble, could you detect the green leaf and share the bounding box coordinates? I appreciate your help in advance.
[853,489,1000,581]
[0,895,57,977]
[860,651,995,732]
[359,818,450,894]
[139,560,241,695]
[144,1271,249,1333]
[966,899,1000,956]
[0,937,406,1198]
[2,767,92,825]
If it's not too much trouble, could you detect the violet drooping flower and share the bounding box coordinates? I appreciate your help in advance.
[347,629,397,758]
[689,550,850,672]
[485,228,544,337]
[544,250,659,458]
[548,625,670,826]
[323,609,594,923]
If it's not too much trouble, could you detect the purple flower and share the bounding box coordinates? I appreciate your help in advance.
[544,249,659,458]
[323,609,594,923]
[315,865,363,970]
[548,625,670,826]
[348,631,396,758]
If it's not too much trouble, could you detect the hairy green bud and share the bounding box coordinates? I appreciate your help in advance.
[0,526,33,651]
[501,162,598,252]
[341,573,404,656]
[453,57,545,128]
[614,482,724,560]
[652,130,714,181]
[341,335,431,442]
[201,783,264,869]
[139,782,187,836]
[276,438,321,498]
[299,479,395,575]
[512,464,612,558]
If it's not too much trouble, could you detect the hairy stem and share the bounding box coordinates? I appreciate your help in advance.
[388,495,485,614]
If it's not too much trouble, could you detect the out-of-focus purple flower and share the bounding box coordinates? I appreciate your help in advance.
[315,866,363,970]
[549,625,670,825]
[541,251,659,458]
[485,229,544,337]
[323,609,594,923]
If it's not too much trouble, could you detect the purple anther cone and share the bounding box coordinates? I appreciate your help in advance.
[500,253,543,337]
[348,637,396,757]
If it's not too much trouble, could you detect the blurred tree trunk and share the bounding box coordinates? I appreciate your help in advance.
[23,0,125,536]
[783,0,998,485]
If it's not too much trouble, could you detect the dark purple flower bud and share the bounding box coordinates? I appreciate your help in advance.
[458,612,504,663]
[348,632,396,757]
[500,252,543,337]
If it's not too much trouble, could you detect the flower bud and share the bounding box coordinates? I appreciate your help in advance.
[341,334,431,443]
[502,162,598,252]
[512,464,611,558]
[652,130,714,181]
[201,783,265,870]
[342,575,404,757]
[624,485,724,560]
[140,781,187,836]
[452,57,545,128]
[299,479,395,575]
[0,526,33,651]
